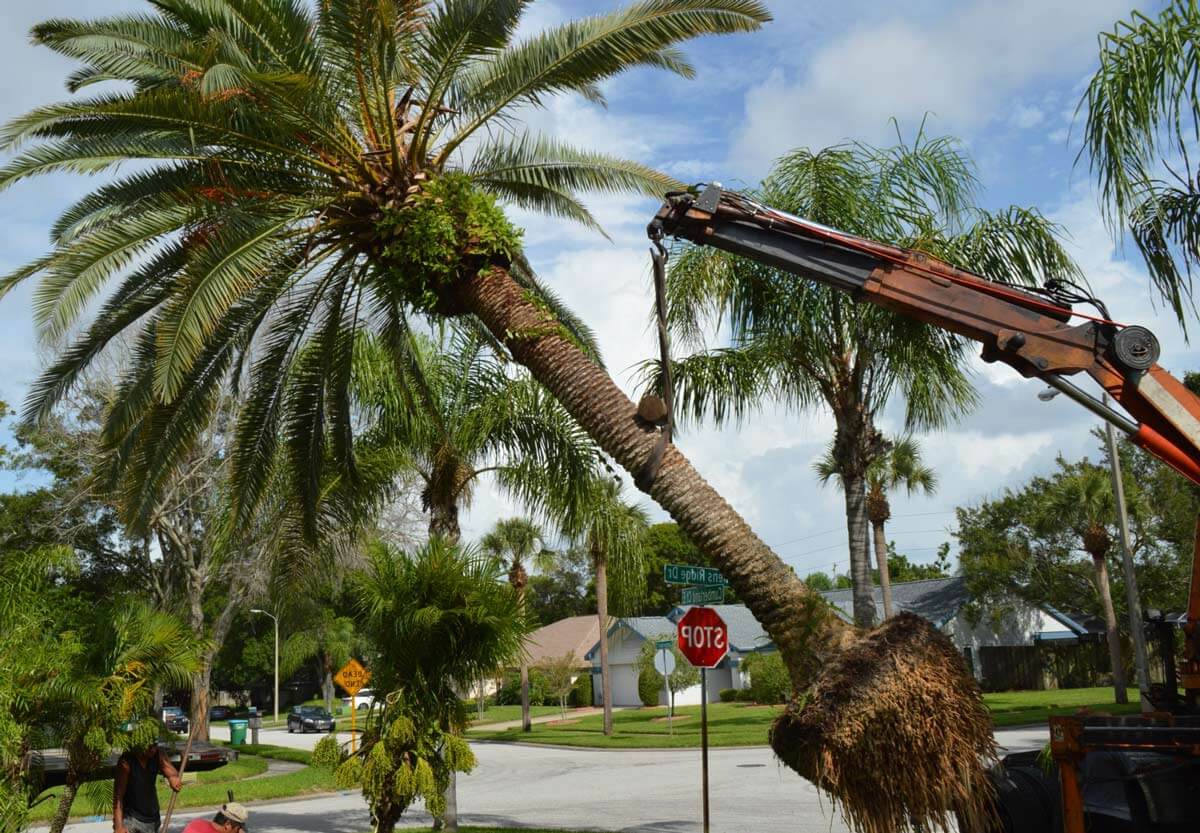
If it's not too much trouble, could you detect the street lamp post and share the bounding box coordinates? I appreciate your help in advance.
[1037,388,1151,707]
[251,609,279,724]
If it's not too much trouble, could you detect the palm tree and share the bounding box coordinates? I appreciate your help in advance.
[352,537,530,833]
[1044,463,1129,704]
[816,436,937,618]
[45,603,203,833]
[1082,1,1200,326]
[281,602,360,714]
[352,329,599,543]
[480,517,552,733]
[656,135,1080,628]
[1,4,1006,827]
[564,479,649,736]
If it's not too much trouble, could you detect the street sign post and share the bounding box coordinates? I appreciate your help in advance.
[653,647,677,735]
[681,585,725,606]
[663,564,728,586]
[677,607,728,833]
[334,658,371,753]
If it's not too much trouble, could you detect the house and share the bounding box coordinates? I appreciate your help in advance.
[818,576,1107,690]
[524,614,612,668]
[583,606,775,707]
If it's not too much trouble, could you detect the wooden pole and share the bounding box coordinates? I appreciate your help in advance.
[158,725,198,833]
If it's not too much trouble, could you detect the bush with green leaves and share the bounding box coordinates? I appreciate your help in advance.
[638,668,662,707]
[568,673,593,708]
[495,669,549,706]
[741,652,791,704]
[718,688,738,703]
[311,734,344,771]
[636,635,699,713]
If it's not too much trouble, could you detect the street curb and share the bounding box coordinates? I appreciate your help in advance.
[467,739,771,753]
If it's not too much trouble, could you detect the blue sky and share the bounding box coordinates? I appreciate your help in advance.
[0,1,1190,581]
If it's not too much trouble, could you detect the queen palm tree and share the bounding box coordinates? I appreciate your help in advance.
[1,3,1006,828]
[655,134,1080,628]
[1044,463,1129,704]
[480,516,552,733]
[816,436,937,618]
[1083,1,1200,326]
[563,479,649,736]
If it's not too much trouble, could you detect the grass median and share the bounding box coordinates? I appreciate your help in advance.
[470,687,1144,748]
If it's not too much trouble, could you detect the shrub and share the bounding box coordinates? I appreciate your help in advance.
[741,652,790,704]
[311,734,344,770]
[495,669,548,706]
[735,688,756,702]
[638,668,662,707]
[568,672,593,707]
[718,688,738,703]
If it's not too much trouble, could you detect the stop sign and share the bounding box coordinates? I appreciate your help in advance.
[677,607,728,668]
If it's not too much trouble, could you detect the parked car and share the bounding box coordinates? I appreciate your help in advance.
[208,705,232,722]
[341,689,376,711]
[161,706,189,734]
[287,705,335,734]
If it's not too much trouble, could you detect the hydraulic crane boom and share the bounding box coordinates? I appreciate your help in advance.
[649,184,1200,833]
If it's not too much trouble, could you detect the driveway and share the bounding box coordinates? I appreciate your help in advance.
[59,727,1048,833]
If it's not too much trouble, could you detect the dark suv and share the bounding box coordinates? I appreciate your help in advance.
[161,706,190,734]
[287,705,335,734]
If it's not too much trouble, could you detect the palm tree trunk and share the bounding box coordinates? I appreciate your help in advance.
[454,265,851,691]
[518,577,532,733]
[594,548,613,735]
[1091,554,1128,704]
[430,502,461,542]
[872,520,894,619]
[46,776,77,833]
[842,472,877,628]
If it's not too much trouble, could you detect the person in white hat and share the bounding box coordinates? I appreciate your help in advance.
[181,802,249,833]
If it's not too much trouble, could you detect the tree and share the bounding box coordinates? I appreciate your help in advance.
[656,134,1078,629]
[637,635,699,716]
[281,600,361,714]
[538,653,578,721]
[43,603,203,833]
[1,3,1007,827]
[526,548,591,624]
[1082,1,1200,326]
[563,480,649,735]
[1044,463,1130,704]
[817,436,937,618]
[480,517,552,734]
[638,522,738,612]
[349,538,530,833]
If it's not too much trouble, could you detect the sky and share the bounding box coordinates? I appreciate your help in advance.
[0,0,1191,583]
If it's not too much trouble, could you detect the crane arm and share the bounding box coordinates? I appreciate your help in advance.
[648,184,1200,487]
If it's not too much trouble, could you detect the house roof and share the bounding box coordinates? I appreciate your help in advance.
[583,616,674,661]
[666,604,773,653]
[525,615,612,667]
[819,576,971,627]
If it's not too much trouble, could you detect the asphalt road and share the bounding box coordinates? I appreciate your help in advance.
[54,726,1048,833]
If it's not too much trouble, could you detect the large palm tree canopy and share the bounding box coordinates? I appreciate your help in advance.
[0,0,771,526]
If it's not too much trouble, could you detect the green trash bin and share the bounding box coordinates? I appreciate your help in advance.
[229,719,248,746]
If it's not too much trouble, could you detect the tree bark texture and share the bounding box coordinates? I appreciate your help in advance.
[871,520,894,619]
[46,776,77,833]
[841,472,877,628]
[429,501,461,542]
[1091,555,1129,704]
[455,266,851,690]
[595,549,613,736]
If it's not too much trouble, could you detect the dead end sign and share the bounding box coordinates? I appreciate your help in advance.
[677,607,728,668]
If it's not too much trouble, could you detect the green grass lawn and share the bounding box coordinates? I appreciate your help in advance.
[467,705,568,725]
[29,747,334,823]
[472,687,1144,748]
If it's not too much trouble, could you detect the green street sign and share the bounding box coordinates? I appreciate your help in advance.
[655,640,673,650]
[664,564,728,587]
[681,585,725,606]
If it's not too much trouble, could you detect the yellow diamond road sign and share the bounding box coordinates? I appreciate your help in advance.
[334,658,371,695]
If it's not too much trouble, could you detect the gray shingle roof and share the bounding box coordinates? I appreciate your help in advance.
[818,576,970,626]
[583,616,674,661]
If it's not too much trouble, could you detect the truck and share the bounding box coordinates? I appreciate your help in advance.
[648,184,1200,833]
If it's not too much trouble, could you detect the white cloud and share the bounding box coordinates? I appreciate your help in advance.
[730,0,1129,174]
[1011,104,1045,129]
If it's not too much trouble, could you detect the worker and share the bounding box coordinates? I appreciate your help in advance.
[181,803,249,833]
[113,742,183,833]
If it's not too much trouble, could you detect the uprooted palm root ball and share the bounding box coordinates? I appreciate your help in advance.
[771,612,998,833]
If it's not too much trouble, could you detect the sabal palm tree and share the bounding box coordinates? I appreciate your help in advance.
[480,516,551,733]
[563,479,649,736]
[816,436,937,618]
[1,3,1006,827]
[46,603,203,833]
[1044,463,1129,704]
[352,329,599,542]
[1083,1,1200,326]
[656,134,1080,628]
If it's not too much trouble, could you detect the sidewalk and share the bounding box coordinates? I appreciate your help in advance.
[469,706,622,731]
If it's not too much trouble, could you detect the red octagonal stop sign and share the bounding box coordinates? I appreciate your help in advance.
[677,607,728,668]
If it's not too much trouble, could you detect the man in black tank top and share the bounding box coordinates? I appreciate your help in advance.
[113,743,183,833]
